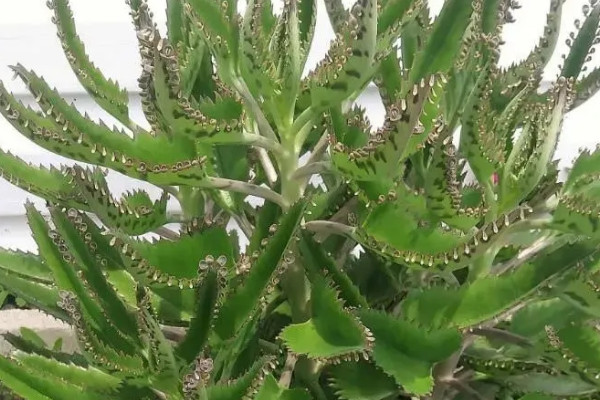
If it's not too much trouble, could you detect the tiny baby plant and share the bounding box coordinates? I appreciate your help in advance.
[3,0,600,398]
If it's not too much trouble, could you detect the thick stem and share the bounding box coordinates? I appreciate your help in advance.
[279,353,298,388]
[233,78,278,141]
[177,187,204,219]
[303,220,356,241]
[483,180,498,223]
[278,146,302,207]
[203,177,288,208]
[429,336,475,400]
[280,254,311,323]
[256,148,279,187]
[470,327,532,347]
[153,227,180,240]
[292,161,331,180]
[291,107,317,148]
[231,213,254,240]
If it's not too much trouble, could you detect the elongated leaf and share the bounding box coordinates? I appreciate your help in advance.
[112,224,234,290]
[307,0,377,108]
[49,206,139,339]
[214,201,306,340]
[410,0,473,81]
[175,269,220,363]
[326,361,398,400]
[48,0,130,126]
[70,166,169,235]
[254,374,311,400]
[205,356,274,400]
[0,149,86,209]
[25,203,137,354]
[358,310,461,395]
[14,351,121,392]
[280,277,370,360]
[299,233,368,308]
[505,373,597,397]
[0,269,65,320]
[0,249,51,282]
[0,354,111,400]
[560,3,600,79]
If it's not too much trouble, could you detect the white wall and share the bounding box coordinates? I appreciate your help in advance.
[1,0,600,251]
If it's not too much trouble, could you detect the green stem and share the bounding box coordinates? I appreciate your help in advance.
[278,144,302,207]
[467,249,497,282]
[295,357,328,400]
[203,177,288,208]
[292,161,331,180]
[291,106,316,147]
[177,187,204,219]
[280,254,310,323]
[232,77,279,141]
[258,339,280,354]
[303,220,357,241]
[483,180,498,223]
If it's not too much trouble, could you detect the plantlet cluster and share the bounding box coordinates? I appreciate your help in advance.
[1,0,600,399]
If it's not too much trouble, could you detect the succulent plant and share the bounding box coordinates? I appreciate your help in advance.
[2,0,600,398]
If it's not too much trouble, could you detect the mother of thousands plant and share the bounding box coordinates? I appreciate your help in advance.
[2,0,600,398]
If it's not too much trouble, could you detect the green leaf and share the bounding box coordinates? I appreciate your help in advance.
[308,0,377,108]
[557,324,600,371]
[560,2,600,80]
[358,310,461,395]
[459,63,501,185]
[564,147,600,193]
[555,277,600,320]
[48,206,140,339]
[450,240,599,328]
[205,356,274,400]
[299,233,368,308]
[410,0,473,81]
[48,0,130,127]
[500,80,571,210]
[185,0,237,63]
[3,332,88,367]
[0,149,86,209]
[18,328,47,350]
[6,65,217,187]
[113,224,234,289]
[377,0,419,36]
[135,285,179,391]
[14,351,121,392]
[214,200,306,340]
[399,6,430,71]
[326,361,398,400]
[331,74,443,197]
[510,298,583,338]
[167,0,187,46]
[240,0,280,99]
[0,270,65,320]
[322,0,349,34]
[403,240,600,328]
[424,138,484,231]
[133,11,241,140]
[0,249,52,283]
[175,269,220,363]
[0,354,113,400]
[499,0,564,90]
[280,277,369,359]
[25,203,137,354]
[70,165,169,235]
[505,372,597,397]
[572,66,600,109]
[254,374,311,400]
